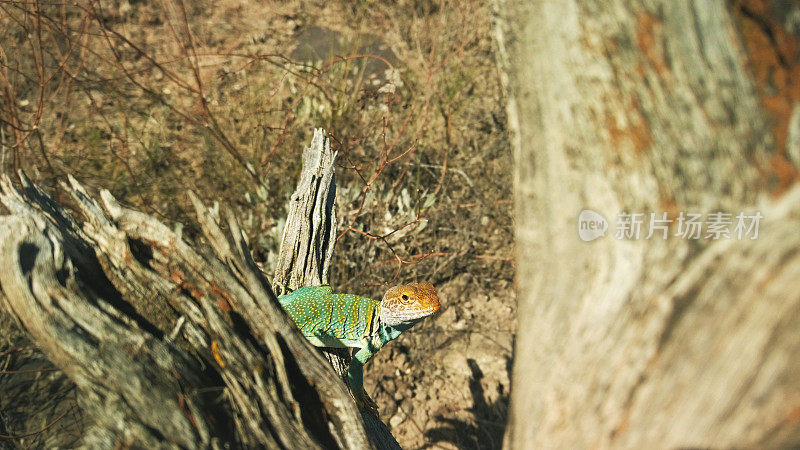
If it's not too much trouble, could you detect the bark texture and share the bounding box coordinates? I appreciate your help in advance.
[272,128,338,296]
[0,131,375,448]
[494,0,800,448]
[272,128,401,449]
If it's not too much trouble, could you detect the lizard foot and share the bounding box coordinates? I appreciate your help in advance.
[353,389,378,414]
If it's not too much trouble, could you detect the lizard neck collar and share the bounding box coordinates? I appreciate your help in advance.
[377,319,413,343]
[376,303,415,340]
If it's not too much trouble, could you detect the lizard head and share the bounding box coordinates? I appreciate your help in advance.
[379,282,440,327]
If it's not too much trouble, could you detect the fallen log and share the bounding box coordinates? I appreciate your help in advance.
[0,129,390,448]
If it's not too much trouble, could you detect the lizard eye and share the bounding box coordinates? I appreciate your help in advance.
[401,294,409,302]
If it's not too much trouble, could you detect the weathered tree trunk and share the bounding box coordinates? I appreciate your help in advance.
[272,129,401,449]
[0,130,376,448]
[495,0,800,448]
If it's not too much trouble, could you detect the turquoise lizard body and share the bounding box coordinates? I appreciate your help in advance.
[278,282,439,409]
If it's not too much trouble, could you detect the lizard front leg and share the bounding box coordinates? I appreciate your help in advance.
[348,345,378,412]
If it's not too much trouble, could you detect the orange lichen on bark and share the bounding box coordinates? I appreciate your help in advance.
[168,268,205,299]
[658,196,680,222]
[733,0,800,196]
[217,299,231,313]
[207,281,233,312]
[788,406,800,425]
[610,415,630,440]
[636,11,669,78]
[211,340,226,368]
[605,99,653,154]
[169,269,186,285]
[177,394,199,428]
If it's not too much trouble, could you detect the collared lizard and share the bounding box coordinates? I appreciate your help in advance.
[278,282,440,410]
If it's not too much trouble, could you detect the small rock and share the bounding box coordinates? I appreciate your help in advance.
[442,352,471,377]
[389,411,406,428]
[395,353,408,367]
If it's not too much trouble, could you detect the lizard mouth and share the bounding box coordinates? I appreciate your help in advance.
[422,297,440,315]
[414,304,440,317]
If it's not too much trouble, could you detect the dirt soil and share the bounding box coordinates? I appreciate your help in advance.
[367,274,515,449]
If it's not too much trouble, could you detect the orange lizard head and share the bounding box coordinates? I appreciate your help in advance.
[380,282,440,326]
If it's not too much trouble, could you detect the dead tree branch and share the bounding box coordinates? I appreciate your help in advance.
[0,132,372,447]
[273,128,401,449]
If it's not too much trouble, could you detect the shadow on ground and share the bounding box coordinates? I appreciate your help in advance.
[423,358,510,449]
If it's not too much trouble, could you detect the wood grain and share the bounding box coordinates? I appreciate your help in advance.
[494,0,800,448]
[0,130,373,448]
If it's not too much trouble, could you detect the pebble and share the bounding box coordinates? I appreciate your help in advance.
[389,411,406,428]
